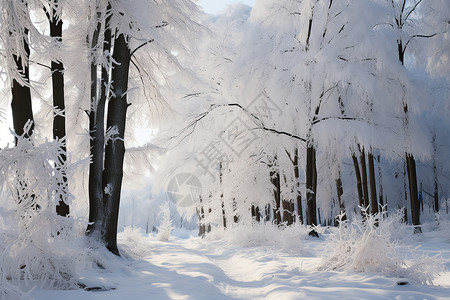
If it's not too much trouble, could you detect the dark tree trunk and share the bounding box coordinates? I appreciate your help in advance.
[406,153,421,233]
[352,153,364,208]
[232,198,239,223]
[293,147,303,223]
[255,206,260,222]
[197,196,205,237]
[282,199,293,225]
[48,2,69,217]
[270,157,282,225]
[335,171,346,222]
[377,155,384,209]
[306,145,318,237]
[432,134,439,213]
[222,201,227,228]
[360,147,369,209]
[11,31,34,143]
[265,204,271,222]
[219,162,227,228]
[281,173,293,225]
[87,6,112,236]
[102,32,131,255]
[368,151,378,215]
[398,31,421,233]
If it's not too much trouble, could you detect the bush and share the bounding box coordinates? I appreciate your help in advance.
[319,208,445,285]
[0,137,84,297]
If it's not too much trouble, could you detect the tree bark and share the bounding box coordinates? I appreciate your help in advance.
[335,171,346,222]
[377,155,384,210]
[368,151,378,215]
[432,134,439,213]
[102,32,131,255]
[306,145,318,237]
[11,31,34,143]
[360,147,369,209]
[219,162,227,228]
[406,153,421,233]
[255,206,260,222]
[293,147,303,223]
[87,4,112,236]
[352,153,364,208]
[270,157,282,225]
[48,2,69,217]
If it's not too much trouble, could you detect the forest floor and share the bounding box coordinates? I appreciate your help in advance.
[30,227,450,300]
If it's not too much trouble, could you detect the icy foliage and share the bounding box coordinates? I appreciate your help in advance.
[320,209,445,284]
[157,202,173,241]
[0,136,86,296]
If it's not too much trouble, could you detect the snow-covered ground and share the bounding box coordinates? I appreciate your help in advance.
[29,226,450,300]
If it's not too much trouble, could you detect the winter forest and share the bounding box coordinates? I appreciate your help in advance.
[0,0,449,299]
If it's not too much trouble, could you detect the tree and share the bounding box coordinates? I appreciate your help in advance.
[102,31,131,255]
[82,0,202,254]
[44,0,70,217]
[86,0,111,239]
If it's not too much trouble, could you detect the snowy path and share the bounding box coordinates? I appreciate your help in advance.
[31,232,450,300]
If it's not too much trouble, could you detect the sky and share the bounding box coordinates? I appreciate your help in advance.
[197,0,254,14]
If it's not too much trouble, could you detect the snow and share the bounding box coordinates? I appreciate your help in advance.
[28,225,450,300]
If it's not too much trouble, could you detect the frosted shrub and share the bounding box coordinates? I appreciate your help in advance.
[0,137,83,296]
[320,209,445,284]
[157,202,173,241]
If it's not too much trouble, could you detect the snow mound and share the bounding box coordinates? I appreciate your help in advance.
[207,222,309,252]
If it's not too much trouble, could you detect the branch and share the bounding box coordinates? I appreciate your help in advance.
[130,39,154,57]
[183,92,202,99]
[404,0,423,21]
[404,33,439,52]
[173,103,307,145]
[254,126,306,142]
[155,21,168,28]
[31,61,51,70]
[312,116,361,125]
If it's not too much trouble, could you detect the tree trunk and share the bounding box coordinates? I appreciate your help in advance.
[293,147,303,223]
[102,32,131,255]
[360,147,369,209]
[219,162,227,228]
[87,4,112,236]
[377,155,384,210]
[285,147,302,224]
[48,2,69,217]
[432,134,439,213]
[11,31,34,143]
[368,151,378,215]
[270,157,282,225]
[398,30,421,233]
[306,145,318,237]
[406,153,421,233]
[255,206,260,222]
[352,153,364,208]
[335,171,346,222]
